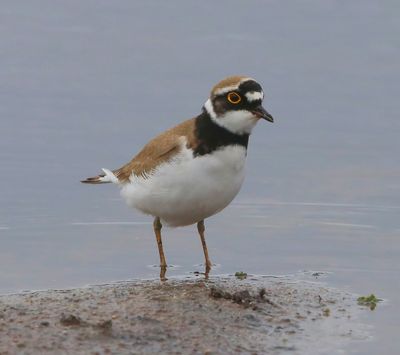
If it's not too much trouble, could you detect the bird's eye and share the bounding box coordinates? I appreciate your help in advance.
[227,92,242,104]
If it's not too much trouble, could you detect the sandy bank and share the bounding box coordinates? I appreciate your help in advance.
[0,275,369,354]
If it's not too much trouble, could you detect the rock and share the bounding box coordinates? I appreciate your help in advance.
[60,313,82,326]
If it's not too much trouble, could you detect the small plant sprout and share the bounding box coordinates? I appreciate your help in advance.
[235,271,248,280]
[357,294,382,310]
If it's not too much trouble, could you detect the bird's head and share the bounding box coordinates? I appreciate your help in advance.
[203,76,274,135]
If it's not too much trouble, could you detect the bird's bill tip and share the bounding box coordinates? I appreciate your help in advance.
[251,105,274,122]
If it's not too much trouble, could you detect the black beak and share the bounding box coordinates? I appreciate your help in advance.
[252,105,274,122]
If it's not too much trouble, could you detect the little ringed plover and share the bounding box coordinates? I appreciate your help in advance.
[82,76,274,275]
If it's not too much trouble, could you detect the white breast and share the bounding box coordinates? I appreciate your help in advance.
[120,144,247,226]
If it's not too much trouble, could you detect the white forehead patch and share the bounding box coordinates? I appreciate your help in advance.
[245,91,264,102]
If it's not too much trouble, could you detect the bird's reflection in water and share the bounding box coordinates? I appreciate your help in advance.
[159,264,211,281]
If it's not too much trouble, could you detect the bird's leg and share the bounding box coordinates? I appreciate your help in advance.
[153,217,167,270]
[197,220,212,275]
[159,266,167,281]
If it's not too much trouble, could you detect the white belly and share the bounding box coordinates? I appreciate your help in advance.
[120,145,246,226]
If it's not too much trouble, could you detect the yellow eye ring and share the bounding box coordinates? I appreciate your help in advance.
[227,92,242,104]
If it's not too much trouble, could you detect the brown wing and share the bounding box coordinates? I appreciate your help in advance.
[113,118,197,183]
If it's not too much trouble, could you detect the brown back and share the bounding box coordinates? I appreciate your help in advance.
[114,118,198,182]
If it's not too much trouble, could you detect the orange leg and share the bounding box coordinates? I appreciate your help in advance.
[153,217,167,268]
[197,220,212,275]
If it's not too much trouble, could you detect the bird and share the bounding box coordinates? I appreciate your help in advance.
[81,76,273,277]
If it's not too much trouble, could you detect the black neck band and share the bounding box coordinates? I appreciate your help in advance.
[192,109,249,157]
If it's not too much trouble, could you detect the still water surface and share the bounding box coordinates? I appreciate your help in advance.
[0,1,399,354]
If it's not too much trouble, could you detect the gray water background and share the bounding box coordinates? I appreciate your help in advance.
[0,1,399,353]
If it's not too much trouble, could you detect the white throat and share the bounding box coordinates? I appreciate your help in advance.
[204,98,258,135]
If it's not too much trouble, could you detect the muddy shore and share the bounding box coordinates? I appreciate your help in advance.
[0,275,369,354]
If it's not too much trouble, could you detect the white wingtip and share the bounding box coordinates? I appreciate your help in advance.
[100,168,119,184]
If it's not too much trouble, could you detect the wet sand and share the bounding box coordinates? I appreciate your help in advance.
[0,275,369,354]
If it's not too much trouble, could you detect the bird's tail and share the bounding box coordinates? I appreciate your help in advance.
[81,168,119,184]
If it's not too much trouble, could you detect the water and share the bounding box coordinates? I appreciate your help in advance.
[0,1,399,353]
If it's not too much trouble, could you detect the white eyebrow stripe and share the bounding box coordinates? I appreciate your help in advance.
[213,77,253,96]
[245,91,264,102]
[214,84,240,96]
